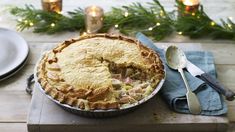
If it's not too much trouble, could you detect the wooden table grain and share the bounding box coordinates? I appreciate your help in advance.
[0,0,234,132]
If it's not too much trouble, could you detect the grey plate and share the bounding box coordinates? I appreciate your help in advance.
[0,28,29,77]
[34,51,166,118]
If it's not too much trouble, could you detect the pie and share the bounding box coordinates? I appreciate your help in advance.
[36,34,165,110]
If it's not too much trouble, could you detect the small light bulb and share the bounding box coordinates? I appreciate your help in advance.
[57,11,63,14]
[178,32,183,35]
[18,18,22,22]
[51,23,55,27]
[24,20,28,24]
[156,22,161,26]
[210,21,215,26]
[192,12,196,16]
[16,26,21,30]
[148,27,153,31]
[114,24,119,28]
[124,12,129,17]
[29,22,34,26]
[160,10,164,16]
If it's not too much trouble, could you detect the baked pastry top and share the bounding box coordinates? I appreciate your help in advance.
[37,34,164,110]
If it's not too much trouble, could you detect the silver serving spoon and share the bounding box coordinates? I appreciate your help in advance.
[165,45,201,115]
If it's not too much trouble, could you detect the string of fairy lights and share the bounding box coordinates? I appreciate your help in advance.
[16,13,234,37]
[109,9,169,35]
[13,3,168,34]
[17,11,166,31]
[16,10,233,36]
[111,9,234,36]
[80,9,168,35]
[14,9,234,32]
[17,16,56,29]
[114,11,161,32]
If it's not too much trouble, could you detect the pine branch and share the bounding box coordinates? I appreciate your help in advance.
[175,1,235,40]
[9,0,235,41]
[101,0,174,40]
[10,5,85,34]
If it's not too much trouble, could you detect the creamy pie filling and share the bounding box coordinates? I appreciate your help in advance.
[108,62,158,107]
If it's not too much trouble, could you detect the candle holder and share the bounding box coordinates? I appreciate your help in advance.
[85,6,104,34]
[183,0,199,13]
[178,0,199,16]
[41,0,62,13]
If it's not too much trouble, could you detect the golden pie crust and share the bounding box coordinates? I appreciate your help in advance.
[37,34,164,110]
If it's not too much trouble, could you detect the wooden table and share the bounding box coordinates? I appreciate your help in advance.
[0,0,235,131]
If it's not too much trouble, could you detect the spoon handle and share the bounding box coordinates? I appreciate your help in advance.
[178,68,201,114]
[178,68,191,92]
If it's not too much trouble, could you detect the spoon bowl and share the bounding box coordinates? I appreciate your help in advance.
[165,46,187,70]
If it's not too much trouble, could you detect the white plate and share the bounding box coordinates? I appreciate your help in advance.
[0,55,28,81]
[0,28,29,76]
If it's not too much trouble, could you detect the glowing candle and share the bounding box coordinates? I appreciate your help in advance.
[41,0,62,13]
[85,6,104,33]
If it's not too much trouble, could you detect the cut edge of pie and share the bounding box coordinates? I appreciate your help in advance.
[36,33,165,111]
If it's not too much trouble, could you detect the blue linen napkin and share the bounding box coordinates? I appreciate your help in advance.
[136,32,227,115]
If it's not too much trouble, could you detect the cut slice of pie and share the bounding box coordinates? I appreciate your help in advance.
[37,34,165,110]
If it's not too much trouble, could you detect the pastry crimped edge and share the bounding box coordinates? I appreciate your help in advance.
[36,33,165,110]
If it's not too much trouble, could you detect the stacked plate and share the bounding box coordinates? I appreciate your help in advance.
[0,28,29,81]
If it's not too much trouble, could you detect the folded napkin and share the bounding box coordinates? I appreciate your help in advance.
[136,32,227,115]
